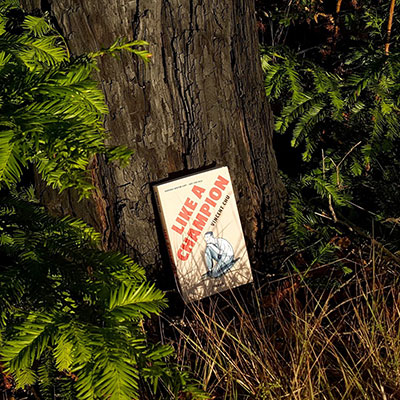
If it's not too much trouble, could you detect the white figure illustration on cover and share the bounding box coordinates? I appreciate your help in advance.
[202,231,239,279]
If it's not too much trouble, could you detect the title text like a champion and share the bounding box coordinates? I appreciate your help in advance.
[170,175,229,261]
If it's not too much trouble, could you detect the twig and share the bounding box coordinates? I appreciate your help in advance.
[385,0,396,55]
[319,207,400,266]
[275,0,293,45]
[332,140,362,188]
[297,46,320,56]
[30,387,41,400]
[337,213,400,266]
[336,141,362,173]
[334,0,344,41]
[345,200,379,218]
[322,149,337,222]
[336,0,343,14]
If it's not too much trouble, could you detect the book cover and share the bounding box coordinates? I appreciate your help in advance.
[154,166,253,302]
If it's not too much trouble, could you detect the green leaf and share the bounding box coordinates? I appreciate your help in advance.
[108,282,167,320]
[22,15,51,37]
[1,313,54,373]
[0,127,24,187]
[53,333,73,371]
[343,266,353,275]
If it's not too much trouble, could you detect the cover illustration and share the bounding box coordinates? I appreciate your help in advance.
[154,166,253,302]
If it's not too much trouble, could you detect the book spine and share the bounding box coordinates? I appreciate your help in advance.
[153,186,178,278]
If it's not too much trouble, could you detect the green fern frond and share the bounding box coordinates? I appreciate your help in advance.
[60,216,102,245]
[19,36,67,68]
[108,282,167,320]
[22,15,51,37]
[0,9,138,195]
[291,100,325,148]
[303,174,350,206]
[89,38,151,63]
[0,127,24,187]
[0,50,11,70]
[57,376,76,400]
[74,366,96,400]
[13,367,37,387]
[0,193,187,398]
[94,356,139,400]
[1,313,55,372]
[53,333,74,371]
[37,352,56,400]
[287,196,317,247]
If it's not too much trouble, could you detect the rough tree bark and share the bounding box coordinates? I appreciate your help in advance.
[22,0,286,275]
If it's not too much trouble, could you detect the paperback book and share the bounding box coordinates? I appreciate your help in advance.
[154,166,252,302]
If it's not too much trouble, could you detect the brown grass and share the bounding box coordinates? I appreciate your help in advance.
[168,249,400,399]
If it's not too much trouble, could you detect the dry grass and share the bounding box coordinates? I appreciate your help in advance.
[168,249,400,399]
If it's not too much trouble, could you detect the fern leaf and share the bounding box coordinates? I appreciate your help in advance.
[108,282,166,320]
[0,127,21,186]
[1,313,54,373]
[0,50,11,70]
[53,333,73,371]
[22,15,51,37]
[94,357,139,400]
[74,366,96,400]
[13,367,37,387]
[19,36,67,67]
[37,352,56,400]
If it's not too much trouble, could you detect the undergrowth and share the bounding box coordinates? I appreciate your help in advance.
[170,243,400,399]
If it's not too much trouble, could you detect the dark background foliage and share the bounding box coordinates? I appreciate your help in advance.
[258,0,400,266]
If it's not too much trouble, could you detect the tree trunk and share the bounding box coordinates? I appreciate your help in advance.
[22,0,286,275]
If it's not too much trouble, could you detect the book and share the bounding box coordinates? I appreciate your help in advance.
[153,166,253,302]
